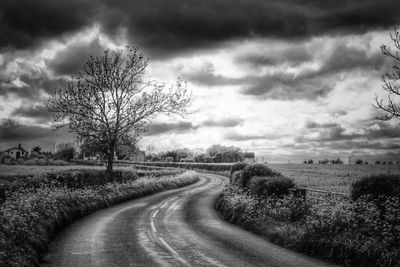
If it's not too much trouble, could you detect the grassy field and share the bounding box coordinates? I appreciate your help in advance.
[268,163,400,193]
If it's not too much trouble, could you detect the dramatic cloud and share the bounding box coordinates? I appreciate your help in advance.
[182,63,241,87]
[0,74,68,100]
[11,104,52,123]
[0,0,99,50]
[145,121,198,136]
[224,132,280,141]
[2,0,400,57]
[0,119,73,151]
[0,118,55,141]
[236,45,312,68]
[46,38,106,76]
[100,0,400,57]
[202,118,242,128]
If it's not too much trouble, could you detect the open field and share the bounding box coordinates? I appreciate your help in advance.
[269,163,400,193]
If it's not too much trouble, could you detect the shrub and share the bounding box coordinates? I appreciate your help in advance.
[351,174,400,201]
[248,175,295,198]
[229,162,249,175]
[0,154,16,164]
[231,171,243,185]
[240,163,275,188]
[355,159,363,164]
[165,157,174,162]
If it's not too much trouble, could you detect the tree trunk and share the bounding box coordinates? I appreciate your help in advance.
[106,146,114,177]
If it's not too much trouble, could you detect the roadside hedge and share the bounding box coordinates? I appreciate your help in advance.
[248,175,295,198]
[351,174,400,201]
[0,171,199,266]
[240,163,276,188]
[127,161,233,172]
[215,185,400,266]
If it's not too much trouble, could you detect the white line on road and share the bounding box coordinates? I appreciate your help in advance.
[150,220,157,232]
[161,202,168,208]
[152,210,159,219]
[158,237,178,255]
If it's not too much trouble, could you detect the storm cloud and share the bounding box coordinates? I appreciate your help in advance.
[11,104,52,123]
[2,0,400,57]
[145,121,198,136]
[0,0,99,50]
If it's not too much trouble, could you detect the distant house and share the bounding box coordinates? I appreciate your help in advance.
[4,144,28,159]
[243,152,255,163]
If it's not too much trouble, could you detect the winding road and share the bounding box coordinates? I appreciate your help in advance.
[41,173,336,267]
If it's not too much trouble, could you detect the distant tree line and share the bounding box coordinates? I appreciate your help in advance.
[147,145,254,163]
[303,158,343,164]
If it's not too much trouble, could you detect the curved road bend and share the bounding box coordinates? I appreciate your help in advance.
[42,173,336,267]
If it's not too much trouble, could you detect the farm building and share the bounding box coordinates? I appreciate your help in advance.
[4,144,28,159]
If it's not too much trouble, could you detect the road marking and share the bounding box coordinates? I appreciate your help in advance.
[158,237,178,255]
[150,220,157,232]
[152,210,159,219]
[161,202,168,208]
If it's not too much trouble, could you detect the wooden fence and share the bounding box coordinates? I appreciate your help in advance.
[289,187,349,203]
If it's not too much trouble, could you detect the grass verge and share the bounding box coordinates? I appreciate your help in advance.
[0,171,199,266]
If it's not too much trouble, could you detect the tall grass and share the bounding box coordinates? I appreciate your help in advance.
[0,171,199,266]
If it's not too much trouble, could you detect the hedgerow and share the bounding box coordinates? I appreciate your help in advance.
[351,174,400,201]
[128,161,232,172]
[215,185,400,266]
[240,163,276,188]
[0,168,183,203]
[0,171,199,266]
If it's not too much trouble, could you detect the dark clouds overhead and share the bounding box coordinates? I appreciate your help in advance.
[46,39,106,76]
[100,0,400,57]
[11,104,52,123]
[0,0,99,50]
[2,0,400,57]
[145,121,198,136]
[0,118,70,141]
[0,74,67,100]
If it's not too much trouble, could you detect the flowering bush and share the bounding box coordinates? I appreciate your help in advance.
[0,171,199,266]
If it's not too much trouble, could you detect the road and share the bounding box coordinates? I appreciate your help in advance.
[42,172,336,267]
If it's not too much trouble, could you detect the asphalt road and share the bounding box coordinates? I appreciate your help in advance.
[42,172,336,267]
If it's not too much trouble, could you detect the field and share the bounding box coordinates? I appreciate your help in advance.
[268,163,400,193]
[1,163,400,193]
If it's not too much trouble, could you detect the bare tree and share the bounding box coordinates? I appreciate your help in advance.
[46,46,191,174]
[375,28,400,120]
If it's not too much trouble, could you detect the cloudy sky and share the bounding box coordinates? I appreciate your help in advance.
[1,0,400,162]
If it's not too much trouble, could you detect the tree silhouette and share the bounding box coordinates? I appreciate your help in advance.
[375,28,400,120]
[47,46,191,174]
